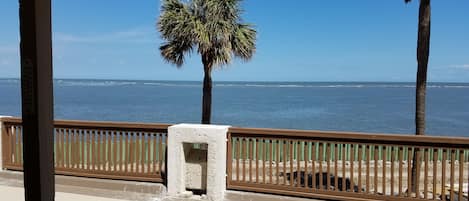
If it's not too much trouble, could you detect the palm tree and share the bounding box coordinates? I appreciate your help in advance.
[405,0,431,193]
[157,0,256,124]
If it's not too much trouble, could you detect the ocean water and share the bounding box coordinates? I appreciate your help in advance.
[0,78,468,137]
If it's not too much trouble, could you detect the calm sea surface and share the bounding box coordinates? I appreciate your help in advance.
[0,79,468,137]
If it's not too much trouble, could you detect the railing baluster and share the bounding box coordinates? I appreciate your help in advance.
[131,132,136,173]
[71,129,75,168]
[158,133,163,175]
[382,145,386,195]
[1,124,9,165]
[122,132,126,172]
[87,130,95,170]
[407,147,412,197]
[153,133,156,174]
[334,143,339,192]
[270,139,273,184]
[350,143,355,192]
[137,132,141,173]
[326,143,331,191]
[263,138,267,184]
[136,132,140,173]
[77,130,81,169]
[125,132,129,173]
[78,130,82,169]
[73,129,77,168]
[423,148,428,199]
[236,137,240,182]
[450,149,455,201]
[282,139,286,185]
[255,138,259,183]
[433,148,438,199]
[107,131,111,171]
[72,129,76,168]
[374,145,379,194]
[311,142,316,190]
[342,143,346,192]
[458,150,464,201]
[97,130,101,171]
[442,149,447,201]
[94,130,98,171]
[69,129,73,168]
[249,138,253,183]
[242,138,246,182]
[77,130,80,169]
[92,130,97,171]
[96,130,99,171]
[18,126,23,165]
[398,146,403,196]
[69,129,73,169]
[318,142,323,190]
[358,144,363,193]
[227,134,232,183]
[87,130,91,170]
[11,126,16,165]
[391,146,395,196]
[416,148,422,197]
[277,139,280,185]
[117,132,120,172]
[61,128,66,168]
[366,145,370,194]
[304,141,308,189]
[289,140,293,187]
[140,132,144,173]
[139,132,142,174]
[146,133,149,174]
[296,140,301,187]
[113,131,117,172]
[144,133,148,175]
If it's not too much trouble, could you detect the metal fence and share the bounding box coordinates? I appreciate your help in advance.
[1,117,169,182]
[227,127,469,201]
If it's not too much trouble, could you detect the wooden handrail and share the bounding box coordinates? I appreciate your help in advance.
[0,117,171,131]
[229,127,469,148]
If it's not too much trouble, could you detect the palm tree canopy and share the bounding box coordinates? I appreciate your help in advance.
[158,0,256,69]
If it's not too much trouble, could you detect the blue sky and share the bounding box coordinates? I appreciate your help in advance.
[0,0,468,82]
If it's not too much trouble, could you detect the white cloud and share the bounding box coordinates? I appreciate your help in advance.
[54,27,156,44]
[447,64,469,70]
[0,59,10,66]
[0,45,18,54]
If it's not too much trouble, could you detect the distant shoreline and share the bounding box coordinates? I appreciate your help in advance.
[1,77,469,84]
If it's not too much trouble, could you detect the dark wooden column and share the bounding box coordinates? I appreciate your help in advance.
[19,0,55,200]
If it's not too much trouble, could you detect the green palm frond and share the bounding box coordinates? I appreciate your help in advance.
[157,0,256,69]
[232,23,256,60]
[160,39,193,67]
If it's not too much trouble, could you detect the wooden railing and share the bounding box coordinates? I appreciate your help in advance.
[2,117,468,200]
[1,117,169,182]
[227,127,469,201]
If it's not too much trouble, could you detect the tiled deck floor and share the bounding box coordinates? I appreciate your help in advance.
[0,171,319,201]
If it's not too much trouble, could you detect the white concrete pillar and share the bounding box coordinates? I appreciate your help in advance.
[167,124,230,201]
[0,116,12,170]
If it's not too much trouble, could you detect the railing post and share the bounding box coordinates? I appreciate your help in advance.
[0,116,12,170]
[167,124,230,201]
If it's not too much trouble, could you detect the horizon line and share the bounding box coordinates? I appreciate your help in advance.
[1,77,469,84]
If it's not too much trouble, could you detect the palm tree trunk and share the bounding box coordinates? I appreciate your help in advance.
[201,56,212,124]
[411,0,431,194]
